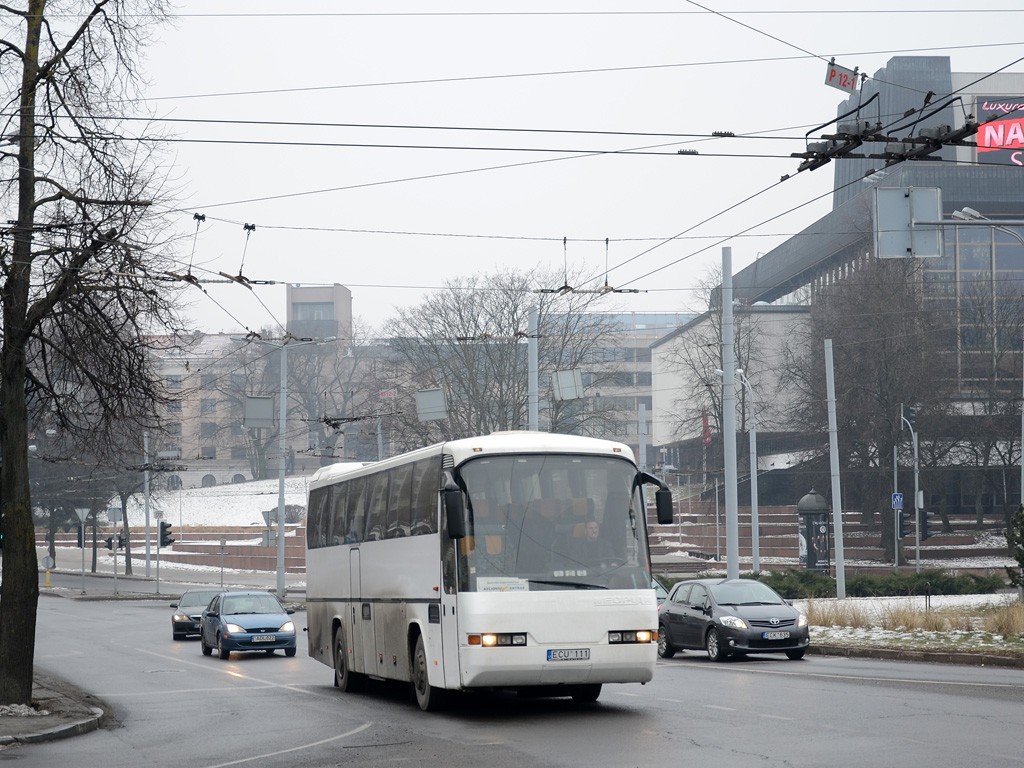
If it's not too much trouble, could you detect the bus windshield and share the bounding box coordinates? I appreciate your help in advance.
[455,454,651,592]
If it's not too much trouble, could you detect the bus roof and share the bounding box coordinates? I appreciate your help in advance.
[443,432,635,466]
[308,433,636,490]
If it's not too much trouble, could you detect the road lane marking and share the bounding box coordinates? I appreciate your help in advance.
[672,660,1024,689]
[97,685,281,697]
[203,722,373,768]
[704,705,734,711]
[132,647,333,698]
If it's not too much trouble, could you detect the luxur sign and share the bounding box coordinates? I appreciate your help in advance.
[977,96,1024,166]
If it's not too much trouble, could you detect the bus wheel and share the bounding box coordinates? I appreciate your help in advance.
[334,629,366,692]
[412,634,448,711]
[570,684,602,703]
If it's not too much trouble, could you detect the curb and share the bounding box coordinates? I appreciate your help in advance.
[809,643,1024,669]
[0,706,104,746]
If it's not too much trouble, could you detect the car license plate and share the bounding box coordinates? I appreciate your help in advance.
[252,634,276,643]
[763,631,790,640]
[547,648,589,661]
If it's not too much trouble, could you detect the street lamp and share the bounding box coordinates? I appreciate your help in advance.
[232,334,337,597]
[716,367,760,572]
[951,209,1024,506]
[736,369,760,573]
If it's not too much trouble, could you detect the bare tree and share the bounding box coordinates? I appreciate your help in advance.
[953,276,1024,529]
[781,257,955,563]
[659,267,772,477]
[383,266,627,453]
[0,1,177,704]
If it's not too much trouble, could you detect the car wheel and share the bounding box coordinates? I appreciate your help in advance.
[412,634,448,711]
[570,684,602,703]
[657,624,676,659]
[706,628,728,662]
[218,635,231,661]
[786,649,806,660]
[334,629,367,692]
[285,647,297,657]
[201,633,212,656]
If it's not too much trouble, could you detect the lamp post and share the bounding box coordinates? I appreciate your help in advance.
[949,209,1024,505]
[233,334,336,597]
[735,369,760,573]
[717,367,760,572]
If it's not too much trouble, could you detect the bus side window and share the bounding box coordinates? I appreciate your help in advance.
[330,482,349,546]
[346,476,367,543]
[364,471,390,541]
[410,457,441,535]
[386,463,414,538]
[307,487,328,549]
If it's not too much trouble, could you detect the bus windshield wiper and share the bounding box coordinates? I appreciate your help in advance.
[527,579,608,590]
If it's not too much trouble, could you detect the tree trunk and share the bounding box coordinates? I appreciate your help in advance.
[0,0,44,706]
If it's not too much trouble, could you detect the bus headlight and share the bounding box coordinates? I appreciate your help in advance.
[608,630,654,644]
[468,633,527,647]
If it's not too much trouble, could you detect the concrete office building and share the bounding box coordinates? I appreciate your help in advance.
[652,56,1024,512]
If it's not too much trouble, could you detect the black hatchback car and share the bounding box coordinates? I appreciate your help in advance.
[658,578,809,661]
[170,589,221,640]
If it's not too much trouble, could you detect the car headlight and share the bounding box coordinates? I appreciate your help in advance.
[225,623,244,634]
[719,615,749,630]
[173,614,188,622]
[798,613,808,628]
[279,621,295,632]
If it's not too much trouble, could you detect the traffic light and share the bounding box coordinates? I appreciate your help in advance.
[104,536,114,550]
[920,509,931,541]
[899,510,912,538]
[159,521,174,548]
[902,404,917,431]
[117,534,126,549]
[77,527,84,548]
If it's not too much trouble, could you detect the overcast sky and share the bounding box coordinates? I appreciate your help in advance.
[137,1,1024,338]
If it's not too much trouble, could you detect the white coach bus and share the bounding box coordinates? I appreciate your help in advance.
[304,431,673,710]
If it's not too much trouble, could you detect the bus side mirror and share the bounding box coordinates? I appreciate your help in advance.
[656,488,673,525]
[444,483,466,539]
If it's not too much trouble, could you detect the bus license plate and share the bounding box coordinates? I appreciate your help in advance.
[252,634,276,643]
[763,631,790,640]
[547,648,589,661]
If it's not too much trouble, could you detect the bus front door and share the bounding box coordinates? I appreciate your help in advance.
[348,549,365,675]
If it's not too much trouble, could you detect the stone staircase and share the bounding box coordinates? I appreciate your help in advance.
[646,497,1010,574]
[41,525,307,573]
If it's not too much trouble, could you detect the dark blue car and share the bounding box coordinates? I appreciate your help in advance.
[200,591,297,660]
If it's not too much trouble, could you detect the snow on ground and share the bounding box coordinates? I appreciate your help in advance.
[120,475,312,529]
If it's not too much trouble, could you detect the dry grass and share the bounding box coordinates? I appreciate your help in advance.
[807,599,1008,633]
[805,599,872,628]
[984,602,1024,635]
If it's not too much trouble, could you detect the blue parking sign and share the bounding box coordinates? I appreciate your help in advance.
[892,493,903,510]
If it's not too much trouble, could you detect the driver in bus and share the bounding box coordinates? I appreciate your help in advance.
[571,516,616,569]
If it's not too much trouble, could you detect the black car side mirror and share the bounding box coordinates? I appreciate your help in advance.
[170,603,178,608]
[287,608,295,615]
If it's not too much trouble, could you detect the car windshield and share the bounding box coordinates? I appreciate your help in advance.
[222,594,284,615]
[179,591,218,609]
[708,581,785,606]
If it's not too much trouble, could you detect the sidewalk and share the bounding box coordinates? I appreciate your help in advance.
[0,672,104,746]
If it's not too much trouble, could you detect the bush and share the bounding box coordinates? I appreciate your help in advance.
[844,570,1004,597]
[748,569,836,599]
[653,568,1005,600]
